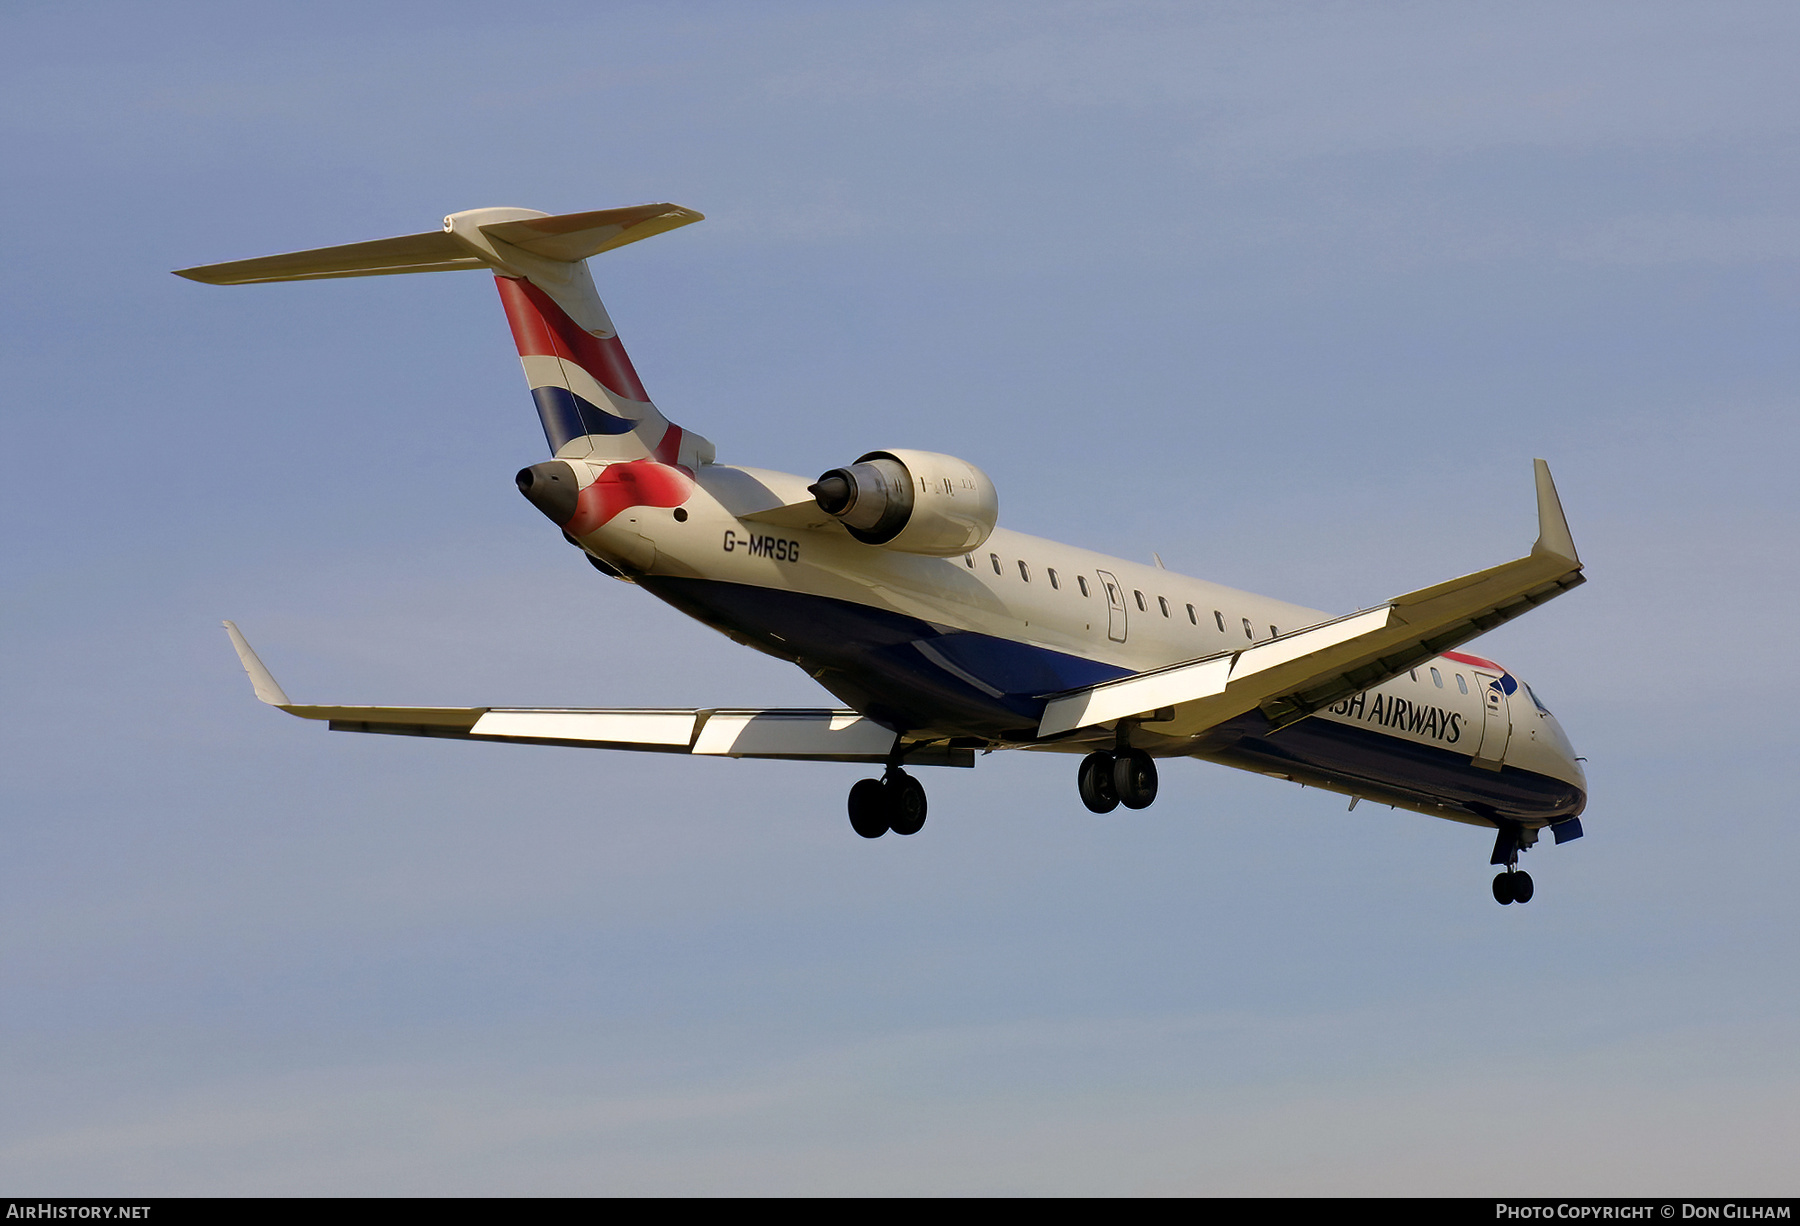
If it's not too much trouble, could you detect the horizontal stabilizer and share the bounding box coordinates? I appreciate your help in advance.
[479,204,704,262]
[1038,460,1585,738]
[174,204,703,285]
[221,623,968,766]
[174,231,478,284]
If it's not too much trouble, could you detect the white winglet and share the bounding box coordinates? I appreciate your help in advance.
[1531,458,1580,564]
[222,620,292,707]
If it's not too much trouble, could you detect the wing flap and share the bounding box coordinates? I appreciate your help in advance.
[691,709,897,759]
[472,710,698,746]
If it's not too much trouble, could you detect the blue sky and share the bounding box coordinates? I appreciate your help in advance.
[3,0,1797,1194]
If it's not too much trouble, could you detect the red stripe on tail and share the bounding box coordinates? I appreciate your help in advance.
[494,276,652,404]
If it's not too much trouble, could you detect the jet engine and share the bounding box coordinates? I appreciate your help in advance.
[808,449,999,556]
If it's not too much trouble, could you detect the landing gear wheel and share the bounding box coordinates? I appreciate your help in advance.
[1510,870,1534,903]
[1113,749,1159,810]
[1493,872,1515,905]
[848,778,890,839]
[886,770,928,835]
[1078,752,1120,813]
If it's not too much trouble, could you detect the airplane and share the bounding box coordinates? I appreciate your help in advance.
[180,203,1587,906]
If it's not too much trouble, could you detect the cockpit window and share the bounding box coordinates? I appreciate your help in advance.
[1525,682,1551,714]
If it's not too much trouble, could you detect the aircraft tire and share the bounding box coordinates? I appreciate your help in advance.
[1114,749,1158,810]
[1493,873,1515,905]
[1511,870,1534,903]
[886,771,928,835]
[848,778,891,839]
[1078,752,1120,813]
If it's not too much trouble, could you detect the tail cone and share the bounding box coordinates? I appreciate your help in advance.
[516,461,580,526]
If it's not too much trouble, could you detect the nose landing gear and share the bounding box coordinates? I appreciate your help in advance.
[846,767,928,839]
[1492,869,1535,904]
[1489,817,1539,904]
[1077,749,1158,813]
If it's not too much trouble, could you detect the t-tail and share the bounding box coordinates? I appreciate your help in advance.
[173,205,715,468]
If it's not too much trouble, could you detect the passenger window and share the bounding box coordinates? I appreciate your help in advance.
[990,554,1002,575]
[1431,667,1443,687]
[1077,575,1090,597]
[1269,625,1278,638]
[1186,604,1197,625]
[1134,590,1147,612]
[1158,596,1170,618]
[1409,669,1418,682]
[1214,610,1225,632]
[964,554,974,568]
[1456,674,1468,694]
[1018,560,1031,582]
[1242,617,1253,640]
[1048,568,1060,590]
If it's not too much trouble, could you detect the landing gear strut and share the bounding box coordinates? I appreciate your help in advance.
[1489,818,1537,905]
[1077,749,1158,812]
[846,757,928,839]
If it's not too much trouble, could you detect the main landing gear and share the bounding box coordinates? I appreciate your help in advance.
[847,768,927,839]
[1077,749,1158,813]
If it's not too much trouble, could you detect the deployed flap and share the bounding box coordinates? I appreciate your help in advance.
[221,623,969,765]
[1038,460,1584,738]
[469,707,969,764]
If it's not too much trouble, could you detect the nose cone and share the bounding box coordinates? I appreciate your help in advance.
[516,461,580,526]
[1539,710,1588,817]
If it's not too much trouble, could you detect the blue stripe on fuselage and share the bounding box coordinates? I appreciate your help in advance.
[636,577,1584,822]
[1204,711,1586,821]
[638,576,1128,736]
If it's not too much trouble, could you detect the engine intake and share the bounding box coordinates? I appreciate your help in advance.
[808,449,998,556]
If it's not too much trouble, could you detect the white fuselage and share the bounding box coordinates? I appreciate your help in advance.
[568,460,1587,830]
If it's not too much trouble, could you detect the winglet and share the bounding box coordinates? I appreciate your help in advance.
[222,620,292,707]
[1530,458,1580,566]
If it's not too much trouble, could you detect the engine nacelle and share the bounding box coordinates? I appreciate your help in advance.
[808,449,999,556]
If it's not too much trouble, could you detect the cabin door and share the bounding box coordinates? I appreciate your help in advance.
[1095,570,1128,643]
[1470,669,1512,766]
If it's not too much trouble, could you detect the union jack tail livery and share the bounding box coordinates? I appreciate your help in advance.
[173,204,715,468]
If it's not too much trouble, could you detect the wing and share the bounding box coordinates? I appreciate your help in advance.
[222,622,971,766]
[1038,459,1584,739]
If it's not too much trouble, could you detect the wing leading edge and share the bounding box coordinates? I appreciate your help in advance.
[1037,459,1584,739]
[221,622,971,766]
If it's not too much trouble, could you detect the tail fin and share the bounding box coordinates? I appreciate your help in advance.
[174,204,715,467]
